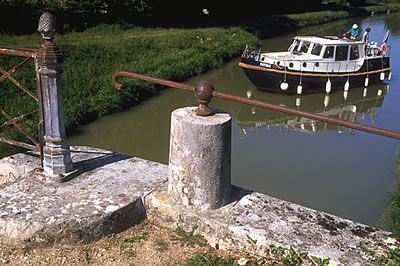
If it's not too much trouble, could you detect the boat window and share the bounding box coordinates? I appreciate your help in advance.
[299,41,311,53]
[335,46,349,61]
[311,43,322,56]
[350,45,359,60]
[323,46,334,58]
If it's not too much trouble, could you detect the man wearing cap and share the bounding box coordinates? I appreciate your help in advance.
[343,24,359,40]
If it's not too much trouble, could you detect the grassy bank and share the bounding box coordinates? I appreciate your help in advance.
[245,1,400,38]
[381,149,400,234]
[59,26,260,128]
[0,26,259,157]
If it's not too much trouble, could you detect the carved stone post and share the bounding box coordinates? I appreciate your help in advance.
[37,12,73,178]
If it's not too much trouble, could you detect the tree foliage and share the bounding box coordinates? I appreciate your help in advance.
[0,0,323,34]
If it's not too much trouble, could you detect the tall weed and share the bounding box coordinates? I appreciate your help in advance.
[381,149,400,234]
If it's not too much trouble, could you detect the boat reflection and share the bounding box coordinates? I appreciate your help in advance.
[236,83,389,136]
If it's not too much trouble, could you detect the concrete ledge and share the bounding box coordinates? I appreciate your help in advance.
[145,185,398,265]
[0,151,40,185]
[0,146,168,247]
[2,147,398,265]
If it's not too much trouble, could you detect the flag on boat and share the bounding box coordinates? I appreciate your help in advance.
[379,30,390,55]
[242,44,249,57]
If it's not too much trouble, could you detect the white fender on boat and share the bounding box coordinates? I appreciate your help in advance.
[388,72,392,81]
[280,82,289,91]
[363,88,367,97]
[377,89,383,96]
[380,72,385,81]
[364,76,369,87]
[247,90,253,99]
[324,95,330,108]
[343,90,349,100]
[386,84,390,92]
[251,106,256,115]
[312,124,316,133]
[297,84,303,95]
[325,79,331,94]
[296,97,301,108]
[344,80,350,91]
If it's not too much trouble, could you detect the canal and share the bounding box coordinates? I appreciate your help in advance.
[69,13,400,227]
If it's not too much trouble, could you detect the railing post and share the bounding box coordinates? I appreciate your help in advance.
[168,81,232,210]
[36,12,73,178]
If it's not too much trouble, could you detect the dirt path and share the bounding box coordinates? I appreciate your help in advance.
[0,220,260,266]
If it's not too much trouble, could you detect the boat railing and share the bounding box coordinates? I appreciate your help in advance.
[112,71,400,140]
[245,50,365,73]
[366,45,391,58]
[274,59,357,74]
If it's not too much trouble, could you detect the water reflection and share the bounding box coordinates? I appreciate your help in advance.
[237,84,388,136]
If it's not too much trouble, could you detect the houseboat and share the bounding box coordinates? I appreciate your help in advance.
[239,32,391,94]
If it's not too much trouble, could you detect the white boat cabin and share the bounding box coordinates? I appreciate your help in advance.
[258,36,382,73]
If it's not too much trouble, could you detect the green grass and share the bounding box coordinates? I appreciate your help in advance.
[381,149,400,234]
[184,253,238,266]
[58,26,259,127]
[0,25,259,158]
[363,2,400,13]
[287,10,350,27]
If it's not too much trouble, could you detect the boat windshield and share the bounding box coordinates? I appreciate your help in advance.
[291,39,311,54]
[299,41,311,53]
[291,40,300,52]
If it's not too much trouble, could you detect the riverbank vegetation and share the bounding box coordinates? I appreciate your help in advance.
[0,0,322,34]
[1,0,399,35]
[1,0,400,158]
[0,26,259,157]
[246,1,400,38]
[381,149,400,234]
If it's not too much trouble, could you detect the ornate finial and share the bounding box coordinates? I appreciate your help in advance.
[195,81,214,116]
[38,12,56,41]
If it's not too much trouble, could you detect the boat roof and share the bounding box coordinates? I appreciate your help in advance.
[294,36,364,45]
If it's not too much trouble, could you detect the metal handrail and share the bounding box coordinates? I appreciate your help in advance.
[112,70,400,140]
[0,46,44,162]
[0,46,36,58]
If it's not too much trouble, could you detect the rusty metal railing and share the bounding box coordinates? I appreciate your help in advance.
[112,71,400,140]
[0,46,44,163]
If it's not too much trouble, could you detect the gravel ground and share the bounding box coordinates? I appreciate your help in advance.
[0,220,261,266]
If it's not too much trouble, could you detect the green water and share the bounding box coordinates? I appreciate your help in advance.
[70,14,400,227]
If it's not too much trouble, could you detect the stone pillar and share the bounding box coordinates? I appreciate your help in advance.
[168,82,231,210]
[36,12,73,177]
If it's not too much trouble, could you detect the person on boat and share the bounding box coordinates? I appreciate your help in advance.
[362,27,371,55]
[362,27,371,43]
[343,24,359,40]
